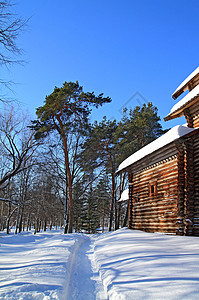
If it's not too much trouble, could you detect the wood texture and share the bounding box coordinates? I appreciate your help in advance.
[127,129,199,236]
[186,100,199,128]
[129,156,178,233]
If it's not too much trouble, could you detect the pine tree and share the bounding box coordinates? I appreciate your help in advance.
[116,102,166,164]
[32,81,111,233]
[81,117,118,231]
[94,175,111,232]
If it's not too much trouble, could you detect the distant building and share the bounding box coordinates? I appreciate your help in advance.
[117,67,199,236]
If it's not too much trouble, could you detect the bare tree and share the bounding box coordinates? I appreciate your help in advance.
[0,1,26,65]
[0,1,27,101]
[0,107,39,189]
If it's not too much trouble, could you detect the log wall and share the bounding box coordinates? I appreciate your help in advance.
[176,138,195,235]
[129,154,178,234]
[192,134,199,235]
[127,130,199,236]
[185,100,199,128]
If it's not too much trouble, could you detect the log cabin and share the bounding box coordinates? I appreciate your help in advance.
[117,67,199,236]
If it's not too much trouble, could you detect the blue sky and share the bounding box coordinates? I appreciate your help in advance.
[2,0,199,129]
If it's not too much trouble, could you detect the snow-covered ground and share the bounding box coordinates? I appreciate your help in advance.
[1,228,199,299]
[95,228,199,299]
[0,230,105,300]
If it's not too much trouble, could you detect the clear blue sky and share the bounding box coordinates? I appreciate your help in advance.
[2,0,199,129]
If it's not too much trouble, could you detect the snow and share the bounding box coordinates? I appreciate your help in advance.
[172,66,199,99]
[117,124,196,173]
[94,228,199,299]
[66,235,106,300]
[1,228,199,299]
[118,189,129,202]
[165,85,199,119]
[0,230,105,300]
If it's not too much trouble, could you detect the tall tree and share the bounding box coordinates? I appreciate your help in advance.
[116,102,166,164]
[114,102,166,228]
[33,81,111,233]
[94,174,111,232]
[81,117,118,231]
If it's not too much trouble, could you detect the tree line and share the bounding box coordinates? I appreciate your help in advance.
[0,86,165,234]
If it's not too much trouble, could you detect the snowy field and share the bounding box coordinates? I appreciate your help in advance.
[1,228,199,299]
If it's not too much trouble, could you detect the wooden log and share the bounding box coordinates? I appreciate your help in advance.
[128,174,133,229]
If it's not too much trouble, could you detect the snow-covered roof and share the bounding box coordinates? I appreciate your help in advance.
[117,125,197,173]
[165,85,199,121]
[118,189,129,202]
[172,67,199,99]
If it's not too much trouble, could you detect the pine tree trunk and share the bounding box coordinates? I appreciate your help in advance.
[63,190,68,234]
[68,180,73,233]
[114,195,118,230]
[57,115,73,233]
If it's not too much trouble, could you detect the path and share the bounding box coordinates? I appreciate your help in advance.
[66,235,107,300]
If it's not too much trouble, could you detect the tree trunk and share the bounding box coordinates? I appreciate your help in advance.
[117,203,121,229]
[0,201,4,231]
[34,217,39,234]
[6,204,17,234]
[44,219,47,231]
[50,220,52,230]
[114,194,118,230]
[63,186,68,234]
[18,214,22,233]
[34,219,37,234]
[15,205,20,234]
[18,206,24,233]
[123,202,129,227]
[57,115,73,233]
[26,213,30,231]
[6,218,10,234]
[118,172,126,229]
[109,171,115,232]
[29,220,31,231]
[102,214,105,233]
[68,179,73,233]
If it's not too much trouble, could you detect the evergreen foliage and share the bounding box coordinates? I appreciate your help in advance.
[32,81,111,233]
[116,102,166,164]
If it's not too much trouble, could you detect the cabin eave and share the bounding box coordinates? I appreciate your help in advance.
[172,67,199,100]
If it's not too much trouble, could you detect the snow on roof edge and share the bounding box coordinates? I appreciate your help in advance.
[118,189,129,202]
[117,125,197,173]
[172,67,199,99]
[165,85,199,120]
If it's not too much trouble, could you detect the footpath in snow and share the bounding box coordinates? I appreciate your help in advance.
[65,235,106,300]
[0,230,106,300]
[1,228,199,299]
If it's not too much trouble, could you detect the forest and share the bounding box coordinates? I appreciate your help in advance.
[0,95,165,234]
[0,1,166,234]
